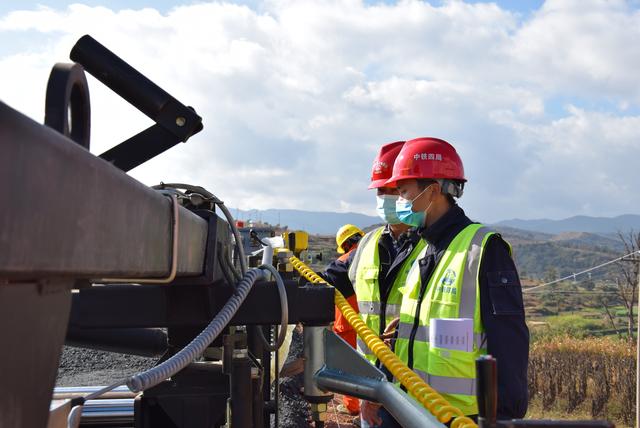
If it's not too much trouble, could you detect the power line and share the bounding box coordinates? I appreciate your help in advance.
[525,290,619,295]
[524,250,640,293]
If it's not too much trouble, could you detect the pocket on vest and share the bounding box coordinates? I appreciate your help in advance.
[428,346,476,379]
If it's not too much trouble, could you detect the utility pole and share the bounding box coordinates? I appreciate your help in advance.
[636,254,639,428]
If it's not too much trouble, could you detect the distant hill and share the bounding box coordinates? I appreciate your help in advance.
[232,208,380,235]
[494,227,624,281]
[495,214,640,235]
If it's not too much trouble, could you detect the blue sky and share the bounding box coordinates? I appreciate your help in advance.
[1,1,639,222]
[0,1,546,15]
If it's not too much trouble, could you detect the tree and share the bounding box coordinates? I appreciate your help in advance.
[544,267,558,283]
[614,230,640,341]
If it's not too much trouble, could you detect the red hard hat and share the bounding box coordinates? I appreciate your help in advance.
[385,137,466,186]
[368,141,405,189]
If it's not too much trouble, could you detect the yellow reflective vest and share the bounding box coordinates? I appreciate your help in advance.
[395,223,502,415]
[348,226,427,363]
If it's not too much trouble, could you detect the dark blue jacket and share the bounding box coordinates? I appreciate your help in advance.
[414,204,529,419]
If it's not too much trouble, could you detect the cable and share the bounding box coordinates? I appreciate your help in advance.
[289,256,477,428]
[127,267,263,392]
[524,250,640,293]
[152,183,248,274]
[218,250,238,291]
[256,263,289,352]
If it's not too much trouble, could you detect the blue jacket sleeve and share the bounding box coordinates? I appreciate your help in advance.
[320,250,356,298]
[478,235,529,419]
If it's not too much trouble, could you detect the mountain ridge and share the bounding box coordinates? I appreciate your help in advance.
[495,214,640,235]
[231,207,640,236]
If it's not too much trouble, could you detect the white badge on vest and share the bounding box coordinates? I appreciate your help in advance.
[429,318,473,353]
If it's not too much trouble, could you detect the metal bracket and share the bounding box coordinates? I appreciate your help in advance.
[44,62,91,149]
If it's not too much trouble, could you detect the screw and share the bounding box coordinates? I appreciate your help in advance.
[176,117,186,127]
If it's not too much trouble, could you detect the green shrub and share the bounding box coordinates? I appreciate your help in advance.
[530,314,605,340]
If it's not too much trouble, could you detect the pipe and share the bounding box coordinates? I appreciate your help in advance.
[476,355,498,428]
[230,354,253,428]
[80,399,134,426]
[54,386,135,400]
[315,369,444,428]
[303,326,331,400]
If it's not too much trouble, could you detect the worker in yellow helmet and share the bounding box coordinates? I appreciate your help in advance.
[336,224,365,255]
[330,224,364,416]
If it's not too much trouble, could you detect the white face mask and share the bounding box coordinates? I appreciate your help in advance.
[376,194,401,224]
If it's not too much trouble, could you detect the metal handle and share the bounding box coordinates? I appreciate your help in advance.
[70,35,201,139]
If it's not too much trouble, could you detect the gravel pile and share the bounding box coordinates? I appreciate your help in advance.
[56,346,157,387]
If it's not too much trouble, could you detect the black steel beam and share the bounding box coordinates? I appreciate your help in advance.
[69,282,335,328]
[0,101,207,279]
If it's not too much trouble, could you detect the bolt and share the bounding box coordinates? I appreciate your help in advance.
[232,349,248,359]
[312,403,327,412]
[175,117,186,127]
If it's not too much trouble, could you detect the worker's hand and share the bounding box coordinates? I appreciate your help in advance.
[360,400,382,426]
[380,317,400,347]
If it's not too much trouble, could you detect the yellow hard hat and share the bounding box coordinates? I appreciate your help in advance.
[336,224,364,254]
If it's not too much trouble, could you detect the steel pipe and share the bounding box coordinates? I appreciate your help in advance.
[315,369,444,428]
[53,386,136,400]
[80,398,134,426]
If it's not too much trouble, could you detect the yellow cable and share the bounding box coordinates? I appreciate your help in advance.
[289,256,477,428]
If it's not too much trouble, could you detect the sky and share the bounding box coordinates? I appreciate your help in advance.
[1,0,639,223]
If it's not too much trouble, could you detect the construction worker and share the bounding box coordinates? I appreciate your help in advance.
[384,137,529,423]
[331,224,364,416]
[321,141,427,428]
[336,224,365,257]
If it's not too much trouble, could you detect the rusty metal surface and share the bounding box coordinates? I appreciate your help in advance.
[0,280,72,428]
[0,101,207,279]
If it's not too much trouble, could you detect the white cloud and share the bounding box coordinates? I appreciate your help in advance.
[1,0,639,223]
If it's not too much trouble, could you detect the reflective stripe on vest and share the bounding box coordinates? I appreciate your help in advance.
[358,301,402,318]
[412,369,477,396]
[394,224,499,415]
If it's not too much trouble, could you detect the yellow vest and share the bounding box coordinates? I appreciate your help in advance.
[395,224,500,415]
[349,227,427,363]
